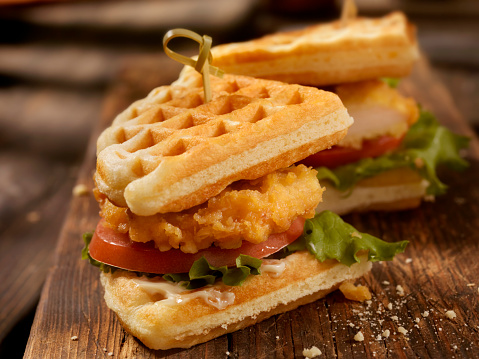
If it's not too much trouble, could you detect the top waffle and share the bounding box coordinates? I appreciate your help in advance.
[209,12,419,86]
[95,72,353,216]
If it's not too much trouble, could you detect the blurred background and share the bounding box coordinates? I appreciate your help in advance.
[0,0,478,357]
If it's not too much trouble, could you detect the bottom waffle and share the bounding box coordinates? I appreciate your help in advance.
[317,167,428,215]
[100,251,372,350]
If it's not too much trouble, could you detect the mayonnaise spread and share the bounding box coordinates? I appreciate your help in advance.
[133,278,235,310]
[132,257,289,309]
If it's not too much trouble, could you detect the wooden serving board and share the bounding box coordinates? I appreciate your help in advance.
[24,55,479,358]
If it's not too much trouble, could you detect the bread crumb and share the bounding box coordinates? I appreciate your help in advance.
[398,327,408,335]
[108,353,113,357]
[387,303,393,310]
[302,346,322,358]
[466,283,475,287]
[70,336,78,341]
[339,282,372,302]
[422,311,430,318]
[354,331,364,342]
[445,310,457,319]
[382,330,390,338]
[351,231,362,239]
[73,184,89,197]
[391,316,399,322]
[382,281,390,285]
[226,351,230,356]
[396,285,405,296]
[276,336,280,340]
[415,317,420,323]
[405,258,413,264]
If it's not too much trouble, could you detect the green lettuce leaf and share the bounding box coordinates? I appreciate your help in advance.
[316,109,470,195]
[287,211,408,266]
[163,254,262,289]
[381,77,400,88]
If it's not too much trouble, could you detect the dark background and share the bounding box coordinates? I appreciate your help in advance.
[0,0,478,357]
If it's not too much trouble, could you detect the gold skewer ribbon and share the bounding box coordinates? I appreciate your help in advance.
[163,28,224,103]
[340,0,358,26]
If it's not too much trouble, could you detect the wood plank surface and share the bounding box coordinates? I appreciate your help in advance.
[24,55,479,358]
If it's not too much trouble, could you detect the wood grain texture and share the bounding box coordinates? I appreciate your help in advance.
[24,56,479,358]
[0,151,78,343]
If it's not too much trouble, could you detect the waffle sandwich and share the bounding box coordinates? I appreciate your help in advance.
[209,12,418,87]
[197,11,468,215]
[85,71,409,349]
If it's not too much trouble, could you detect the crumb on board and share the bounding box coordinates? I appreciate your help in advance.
[354,331,365,342]
[405,258,413,264]
[73,184,89,197]
[396,285,405,296]
[339,282,372,302]
[382,330,390,338]
[422,311,430,318]
[302,346,322,358]
[446,310,457,319]
[398,327,408,335]
[70,336,78,341]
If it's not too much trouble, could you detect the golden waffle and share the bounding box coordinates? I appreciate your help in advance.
[209,12,419,86]
[95,72,353,216]
[100,252,372,350]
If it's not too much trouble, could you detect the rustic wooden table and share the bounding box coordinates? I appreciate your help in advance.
[0,0,478,357]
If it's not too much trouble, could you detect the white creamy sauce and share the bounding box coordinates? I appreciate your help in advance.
[132,258,288,309]
[133,278,235,310]
[261,259,286,278]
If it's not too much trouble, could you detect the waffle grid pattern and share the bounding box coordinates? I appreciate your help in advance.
[95,73,351,215]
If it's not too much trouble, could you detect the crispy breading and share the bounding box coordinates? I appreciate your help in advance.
[98,165,323,253]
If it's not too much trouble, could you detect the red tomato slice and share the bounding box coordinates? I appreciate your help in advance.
[299,135,403,169]
[89,217,305,274]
